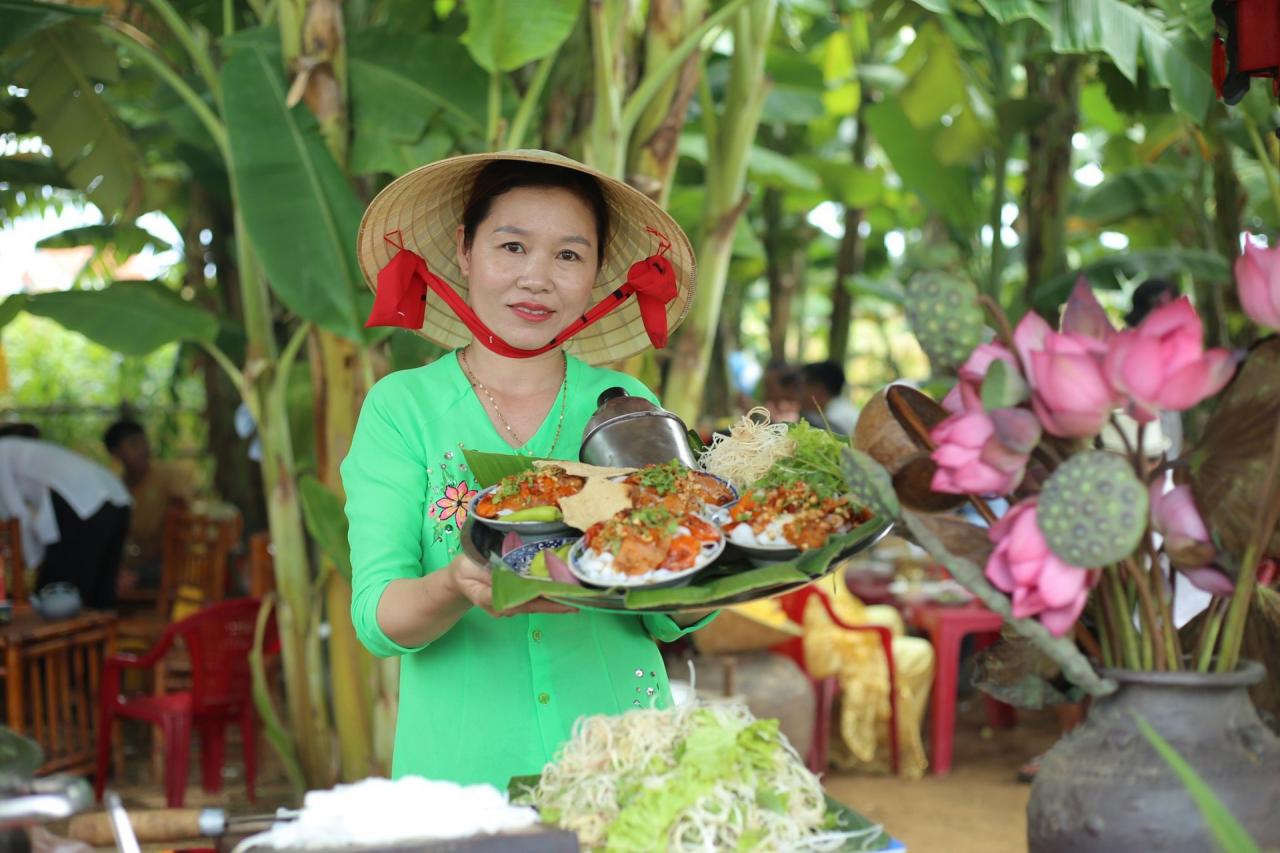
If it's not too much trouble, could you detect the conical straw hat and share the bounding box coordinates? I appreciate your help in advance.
[356,150,696,366]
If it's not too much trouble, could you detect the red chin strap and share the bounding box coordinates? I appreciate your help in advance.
[365,229,679,358]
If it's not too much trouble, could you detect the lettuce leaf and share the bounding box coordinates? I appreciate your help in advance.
[603,711,782,851]
[753,421,850,498]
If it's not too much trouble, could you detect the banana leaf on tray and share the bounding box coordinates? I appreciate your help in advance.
[460,449,893,613]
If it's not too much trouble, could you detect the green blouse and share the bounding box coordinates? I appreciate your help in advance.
[342,350,711,788]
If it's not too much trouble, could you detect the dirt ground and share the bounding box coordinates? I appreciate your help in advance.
[825,696,1060,853]
[82,693,1058,853]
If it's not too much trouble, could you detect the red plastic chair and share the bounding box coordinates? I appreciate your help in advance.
[908,603,1017,775]
[773,584,900,775]
[94,598,278,806]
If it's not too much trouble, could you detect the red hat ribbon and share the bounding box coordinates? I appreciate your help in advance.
[366,228,679,358]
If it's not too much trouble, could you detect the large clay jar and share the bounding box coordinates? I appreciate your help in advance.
[1027,661,1280,851]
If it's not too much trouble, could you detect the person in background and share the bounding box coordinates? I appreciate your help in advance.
[104,419,196,590]
[0,423,41,439]
[760,361,801,422]
[0,435,131,608]
[800,360,859,436]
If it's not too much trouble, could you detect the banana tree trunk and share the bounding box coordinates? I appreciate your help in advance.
[288,0,393,781]
[234,209,334,788]
[585,0,630,178]
[310,329,382,780]
[664,1,776,424]
[1021,54,1082,316]
[829,109,869,365]
[626,0,707,205]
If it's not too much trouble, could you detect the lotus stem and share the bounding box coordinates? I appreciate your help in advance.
[1124,558,1164,669]
[1105,566,1142,670]
[1145,538,1182,671]
[978,294,1016,350]
[1091,599,1115,668]
[1194,598,1226,673]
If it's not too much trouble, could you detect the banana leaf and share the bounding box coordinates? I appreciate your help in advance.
[489,517,892,612]
[9,20,145,219]
[221,36,368,343]
[461,0,585,73]
[461,448,540,488]
[23,281,218,356]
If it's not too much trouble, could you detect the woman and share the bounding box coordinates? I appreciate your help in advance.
[343,151,712,788]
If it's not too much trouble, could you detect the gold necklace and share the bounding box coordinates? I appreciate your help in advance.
[459,347,568,455]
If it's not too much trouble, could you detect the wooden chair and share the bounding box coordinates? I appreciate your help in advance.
[0,518,28,604]
[0,609,117,776]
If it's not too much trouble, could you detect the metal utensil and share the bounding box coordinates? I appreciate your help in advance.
[579,387,698,469]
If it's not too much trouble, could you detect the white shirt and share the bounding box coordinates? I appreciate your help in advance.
[0,438,132,568]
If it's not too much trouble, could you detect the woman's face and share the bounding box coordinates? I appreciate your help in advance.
[457,186,600,350]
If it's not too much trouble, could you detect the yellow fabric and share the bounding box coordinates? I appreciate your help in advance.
[128,461,199,562]
[802,579,934,778]
[730,599,795,630]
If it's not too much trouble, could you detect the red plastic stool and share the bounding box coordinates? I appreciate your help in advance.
[909,603,1017,775]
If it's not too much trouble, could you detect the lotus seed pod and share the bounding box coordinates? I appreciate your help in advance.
[1037,451,1148,568]
[840,447,901,519]
[905,273,986,371]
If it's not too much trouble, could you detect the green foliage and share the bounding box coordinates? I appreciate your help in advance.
[864,100,980,229]
[23,282,218,357]
[8,20,146,219]
[755,421,849,498]
[299,475,352,582]
[0,313,205,462]
[347,26,489,169]
[221,36,368,342]
[461,0,584,73]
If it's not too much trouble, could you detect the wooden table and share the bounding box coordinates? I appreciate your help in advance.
[0,606,117,776]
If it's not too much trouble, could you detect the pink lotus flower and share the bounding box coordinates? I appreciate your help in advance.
[942,343,1019,414]
[984,500,1096,636]
[1103,297,1236,423]
[1061,277,1117,343]
[1149,482,1233,595]
[1236,235,1280,329]
[930,408,1041,495]
[1014,313,1117,438]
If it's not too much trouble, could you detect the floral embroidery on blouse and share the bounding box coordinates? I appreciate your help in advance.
[431,481,478,525]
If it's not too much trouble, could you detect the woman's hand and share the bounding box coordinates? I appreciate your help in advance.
[448,554,577,617]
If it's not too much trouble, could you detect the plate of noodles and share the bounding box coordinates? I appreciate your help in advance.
[469,465,586,536]
[568,506,725,588]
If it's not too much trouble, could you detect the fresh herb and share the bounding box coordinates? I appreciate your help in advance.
[497,468,541,499]
[629,505,679,536]
[753,421,848,498]
[635,459,688,495]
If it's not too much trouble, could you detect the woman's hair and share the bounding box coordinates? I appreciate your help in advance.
[460,160,609,266]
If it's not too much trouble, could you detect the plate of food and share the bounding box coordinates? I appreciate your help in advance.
[568,506,725,589]
[469,465,587,536]
[501,536,580,582]
[617,459,738,518]
[724,480,876,565]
